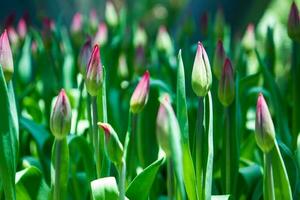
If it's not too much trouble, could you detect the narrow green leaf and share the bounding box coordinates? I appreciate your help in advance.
[0,67,17,200]
[18,36,32,83]
[126,157,165,200]
[211,195,230,200]
[91,177,119,200]
[15,166,50,200]
[176,50,198,200]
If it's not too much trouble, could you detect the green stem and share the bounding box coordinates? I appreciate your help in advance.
[118,159,126,200]
[167,158,175,200]
[264,152,275,200]
[71,164,80,200]
[53,140,62,200]
[87,95,93,145]
[92,96,101,178]
[225,108,231,194]
[74,79,84,135]
[292,41,300,150]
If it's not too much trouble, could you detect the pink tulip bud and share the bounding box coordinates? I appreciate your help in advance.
[130,70,150,113]
[156,94,171,156]
[288,2,300,41]
[191,42,212,97]
[0,30,14,81]
[89,9,99,30]
[71,12,83,34]
[156,26,173,55]
[98,122,123,165]
[213,40,226,80]
[93,22,108,46]
[218,58,235,106]
[242,24,256,51]
[50,89,72,140]
[78,38,92,77]
[7,27,19,46]
[255,93,275,153]
[17,17,27,39]
[85,45,103,96]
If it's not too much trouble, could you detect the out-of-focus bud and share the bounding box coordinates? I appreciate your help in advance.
[255,93,275,153]
[265,26,276,73]
[130,70,150,113]
[156,26,173,55]
[0,30,14,81]
[71,12,83,34]
[78,38,92,77]
[133,25,147,48]
[134,45,146,74]
[213,40,226,80]
[200,12,209,38]
[105,1,118,27]
[98,122,124,165]
[242,24,256,52]
[218,58,235,106]
[50,89,72,140]
[42,17,55,49]
[93,22,108,46]
[7,27,19,46]
[214,8,225,40]
[85,45,103,96]
[288,2,300,41]
[118,53,128,78]
[17,17,27,40]
[89,9,99,31]
[191,42,212,97]
[156,94,171,156]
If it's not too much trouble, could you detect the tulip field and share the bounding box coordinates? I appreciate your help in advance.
[1,0,300,199]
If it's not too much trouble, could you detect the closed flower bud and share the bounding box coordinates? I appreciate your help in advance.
[134,25,147,48]
[98,122,123,165]
[265,26,275,73]
[7,27,19,47]
[214,8,225,40]
[255,93,275,153]
[105,1,118,27]
[50,89,72,140]
[191,42,212,97]
[89,9,99,31]
[156,26,173,55]
[93,22,108,46]
[85,45,103,96]
[78,38,92,77]
[17,17,27,40]
[0,30,14,81]
[218,58,235,106]
[288,2,300,41]
[156,94,171,156]
[242,24,256,52]
[213,40,225,80]
[130,70,150,113]
[71,12,83,34]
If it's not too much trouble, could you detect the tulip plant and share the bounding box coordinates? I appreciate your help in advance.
[0,1,300,200]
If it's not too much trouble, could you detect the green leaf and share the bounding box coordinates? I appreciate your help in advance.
[176,50,198,200]
[211,195,230,200]
[18,36,32,83]
[0,67,17,200]
[15,166,50,200]
[271,142,293,199]
[126,157,165,200]
[91,177,119,200]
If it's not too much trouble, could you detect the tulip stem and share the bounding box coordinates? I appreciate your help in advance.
[74,78,84,135]
[87,95,93,145]
[292,41,300,150]
[264,152,275,200]
[91,96,101,178]
[167,158,175,200]
[118,159,126,200]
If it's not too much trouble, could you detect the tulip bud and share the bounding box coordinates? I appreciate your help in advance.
[213,40,226,80]
[98,122,123,165]
[0,30,14,81]
[133,25,147,48]
[50,89,72,140]
[156,94,171,156]
[7,27,19,46]
[218,58,235,106]
[288,2,300,41]
[130,70,150,113]
[105,1,118,27]
[89,9,99,31]
[200,12,209,38]
[214,8,225,39]
[156,26,173,55]
[71,12,83,34]
[255,93,275,153]
[17,17,27,40]
[242,24,256,52]
[265,26,275,73]
[191,42,212,97]
[85,45,103,96]
[78,38,92,77]
[118,53,128,78]
[93,22,108,46]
